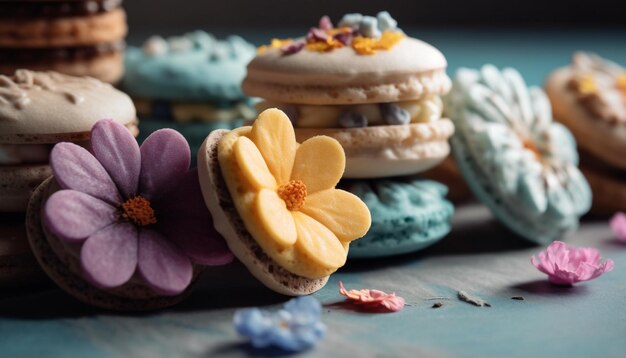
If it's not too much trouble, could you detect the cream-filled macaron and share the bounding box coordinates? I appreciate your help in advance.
[244,13,453,179]
[545,53,626,215]
[0,69,137,212]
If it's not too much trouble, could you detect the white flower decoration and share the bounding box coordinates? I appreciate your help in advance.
[445,65,591,243]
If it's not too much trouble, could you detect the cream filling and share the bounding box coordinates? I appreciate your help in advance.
[0,144,50,165]
[256,96,443,128]
[134,98,256,123]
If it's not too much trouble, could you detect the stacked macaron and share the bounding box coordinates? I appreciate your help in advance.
[545,53,626,215]
[122,31,256,157]
[0,69,136,286]
[0,0,127,83]
[243,13,455,257]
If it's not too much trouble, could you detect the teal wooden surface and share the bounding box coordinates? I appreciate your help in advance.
[2,30,626,357]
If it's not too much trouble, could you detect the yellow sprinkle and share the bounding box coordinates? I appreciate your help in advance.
[616,73,626,91]
[257,38,295,54]
[352,31,405,55]
[306,38,343,53]
[577,74,598,95]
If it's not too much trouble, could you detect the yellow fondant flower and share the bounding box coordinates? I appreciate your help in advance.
[218,109,371,279]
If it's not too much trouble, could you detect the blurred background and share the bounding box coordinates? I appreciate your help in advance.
[123,0,626,86]
[124,0,624,30]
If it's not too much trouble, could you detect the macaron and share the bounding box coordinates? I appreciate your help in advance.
[26,119,233,310]
[241,13,455,258]
[122,31,256,157]
[545,52,626,215]
[342,177,454,258]
[1,69,136,288]
[198,108,371,295]
[0,69,137,213]
[445,65,592,244]
[245,13,454,179]
[0,213,45,287]
[0,0,127,83]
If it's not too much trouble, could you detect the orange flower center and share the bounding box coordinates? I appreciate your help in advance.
[278,180,307,211]
[523,139,542,160]
[122,196,157,226]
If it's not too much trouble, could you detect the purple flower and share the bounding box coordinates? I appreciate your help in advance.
[44,119,233,295]
[318,15,333,31]
[306,27,328,42]
[531,241,614,286]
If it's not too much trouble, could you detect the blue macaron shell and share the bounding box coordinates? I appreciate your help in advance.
[446,65,592,244]
[344,178,454,258]
[123,32,255,102]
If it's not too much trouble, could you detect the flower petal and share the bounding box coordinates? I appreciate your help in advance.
[80,222,138,288]
[50,143,121,205]
[234,136,277,190]
[291,136,345,194]
[137,229,193,295]
[255,189,297,247]
[90,119,141,198]
[159,216,234,266]
[250,109,296,185]
[292,211,346,270]
[300,189,371,242]
[139,128,191,201]
[44,190,117,242]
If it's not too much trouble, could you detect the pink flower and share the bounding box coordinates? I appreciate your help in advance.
[531,241,614,286]
[338,281,405,312]
[44,119,233,295]
[610,212,626,242]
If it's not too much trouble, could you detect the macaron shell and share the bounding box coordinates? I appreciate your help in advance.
[0,216,46,287]
[122,35,255,102]
[294,120,454,178]
[451,135,578,244]
[580,165,626,215]
[244,37,451,105]
[344,177,454,258]
[197,129,329,296]
[0,164,52,212]
[0,70,136,142]
[26,177,200,311]
[546,67,626,170]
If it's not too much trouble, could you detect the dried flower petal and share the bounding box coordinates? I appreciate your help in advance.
[280,41,305,55]
[319,15,333,31]
[610,212,626,242]
[338,281,405,312]
[531,241,614,285]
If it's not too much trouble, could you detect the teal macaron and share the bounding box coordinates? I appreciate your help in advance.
[342,177,454,258]
[123,31,255,103]
[445,65,592,244]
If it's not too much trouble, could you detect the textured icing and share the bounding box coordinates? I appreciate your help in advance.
[445,65,591,243]
[0,70,135,136]
[345,178,453,258]
[123,31,255,101]
[568,52,626,124]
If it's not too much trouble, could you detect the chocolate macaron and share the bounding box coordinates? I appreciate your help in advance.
[0,0,127,83]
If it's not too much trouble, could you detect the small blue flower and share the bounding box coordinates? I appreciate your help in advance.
[234,296,326,352]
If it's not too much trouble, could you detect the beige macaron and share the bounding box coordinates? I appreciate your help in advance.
[545,52,626,214]
[0,69,137,213]
[242,15,453,179]
[197,130,329,296]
